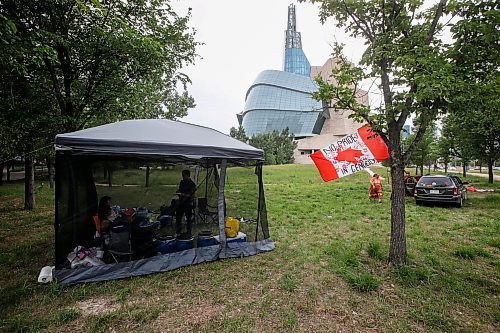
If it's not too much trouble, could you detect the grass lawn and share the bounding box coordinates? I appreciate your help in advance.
[0,165,499,333]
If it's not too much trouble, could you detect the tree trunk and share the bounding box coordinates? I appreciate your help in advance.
[145,165,150,187]
[462,161,467,178]
[444,164,448,173]
[488,160,493,184]
[388,128,407,265]
[107,169,112,187]
[47,156,55,189]
[415,165,418,175]
[24,155,36,210]
[389,162,407,265]
[479,164,482,173]
[428,163,431,174]
[420,163,423,176]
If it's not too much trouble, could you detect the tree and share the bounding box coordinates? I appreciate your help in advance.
[1,0,198,131]
[447,0,499,183]
[0,0,198,209]
[436,129,454,173]
[302,0,454,264]
[405,124,438,175]
[275,128,296,165]
[440,114,475,178]
[248,128,297,165]
[229,125,249,143]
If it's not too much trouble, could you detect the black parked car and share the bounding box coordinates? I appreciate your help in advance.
[414,175,468,207]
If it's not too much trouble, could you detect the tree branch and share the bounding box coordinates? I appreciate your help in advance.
[402,118,429,163]
[43,58,65,114]
[341,0,374,41]
[425,0,447,45]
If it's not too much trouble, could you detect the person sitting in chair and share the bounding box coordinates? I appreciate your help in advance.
[98,196,111,219]
[175,170,196,237]
[97,196,114,235]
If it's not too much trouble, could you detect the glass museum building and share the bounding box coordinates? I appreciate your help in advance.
[237,4,366,164]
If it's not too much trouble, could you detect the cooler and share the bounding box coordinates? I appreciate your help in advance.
[214,232,247,243]
[158,239,177,254]
[197,235,220,248]
[176,237,194,251]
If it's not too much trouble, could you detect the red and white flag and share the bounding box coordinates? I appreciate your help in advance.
[309,125,389,182]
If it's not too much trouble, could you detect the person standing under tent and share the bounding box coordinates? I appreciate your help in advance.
[369,173,383,203]
[175,170,197,237]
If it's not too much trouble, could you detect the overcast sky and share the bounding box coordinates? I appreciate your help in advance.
[171,0,367,134]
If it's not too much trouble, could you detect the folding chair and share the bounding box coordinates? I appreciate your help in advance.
[108,218,134,263]
[196,198,218,224]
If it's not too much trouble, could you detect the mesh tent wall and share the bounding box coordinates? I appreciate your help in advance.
[53,119,274,285]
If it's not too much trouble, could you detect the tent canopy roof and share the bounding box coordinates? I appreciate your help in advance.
[55,119,263,161]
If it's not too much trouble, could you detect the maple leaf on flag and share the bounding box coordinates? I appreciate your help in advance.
[310,125,389,182]
[336,148,364,164]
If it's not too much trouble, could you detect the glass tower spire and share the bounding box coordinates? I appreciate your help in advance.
[283,4,311,76]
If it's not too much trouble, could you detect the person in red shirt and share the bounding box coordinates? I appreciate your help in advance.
[404,171,411,183]
[369,174,383,203]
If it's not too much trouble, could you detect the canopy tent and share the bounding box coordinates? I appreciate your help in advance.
[53,119,274,285]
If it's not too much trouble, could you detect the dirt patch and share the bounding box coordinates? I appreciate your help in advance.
[184,301,225,325]
[76,296,121,316]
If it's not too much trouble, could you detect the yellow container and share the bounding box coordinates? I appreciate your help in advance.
[225,216,240,238]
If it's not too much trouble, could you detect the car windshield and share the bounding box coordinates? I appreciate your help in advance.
[418,177,452,187]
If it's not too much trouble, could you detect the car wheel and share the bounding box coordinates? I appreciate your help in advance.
[456,196,463,208]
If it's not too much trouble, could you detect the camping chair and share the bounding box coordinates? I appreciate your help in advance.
[196,197,218,224]
[108,218,134,263]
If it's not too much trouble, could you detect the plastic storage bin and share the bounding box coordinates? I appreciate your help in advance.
[214,232,247,243]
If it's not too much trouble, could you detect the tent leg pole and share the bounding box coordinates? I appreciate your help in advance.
[218,160,227,253]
